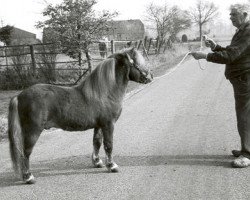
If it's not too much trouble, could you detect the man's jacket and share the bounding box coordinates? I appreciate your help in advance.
[207,21,250,79]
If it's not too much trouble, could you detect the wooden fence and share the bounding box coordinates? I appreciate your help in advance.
[0,37,172,89]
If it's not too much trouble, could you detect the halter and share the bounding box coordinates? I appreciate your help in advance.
[127,54,151,83]
[134,63,151,77]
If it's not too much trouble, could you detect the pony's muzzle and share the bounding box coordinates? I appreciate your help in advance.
[144,71,153,84]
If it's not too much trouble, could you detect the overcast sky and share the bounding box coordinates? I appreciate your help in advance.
[0,0,249,39]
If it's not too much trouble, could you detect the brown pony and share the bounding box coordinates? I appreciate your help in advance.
[8,47,153,184]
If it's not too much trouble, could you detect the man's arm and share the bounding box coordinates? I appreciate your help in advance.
[191,29,250,64]
[207,30,250,64]
[212,44,226,52]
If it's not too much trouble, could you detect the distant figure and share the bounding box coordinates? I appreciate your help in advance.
[99,42,107,58]
[99,37,108,58]
[166,37,173,49]
[163,37,173,52]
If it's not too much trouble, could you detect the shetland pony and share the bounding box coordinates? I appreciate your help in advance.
[8,47,153,184]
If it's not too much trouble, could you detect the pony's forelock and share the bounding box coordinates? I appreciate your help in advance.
[121,47,145,67]
[134,50,146,67]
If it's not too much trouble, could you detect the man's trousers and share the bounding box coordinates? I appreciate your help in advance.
[230,73,250,158]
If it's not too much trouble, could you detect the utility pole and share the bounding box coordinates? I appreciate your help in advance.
[0,19,9,68]
[1,19,4,27]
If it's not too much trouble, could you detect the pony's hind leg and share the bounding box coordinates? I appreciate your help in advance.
[8,96,42,184]
[22,128,42,184]
[102,123,119,172]
[92,128,104,168]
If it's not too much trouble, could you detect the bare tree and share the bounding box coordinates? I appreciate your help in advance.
[145,2,191,47]
[188,0,219,40]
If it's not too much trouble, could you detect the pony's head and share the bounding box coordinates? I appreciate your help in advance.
[122,48,153,84]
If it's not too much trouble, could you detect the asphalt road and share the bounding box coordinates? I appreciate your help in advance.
[1,56,250,200]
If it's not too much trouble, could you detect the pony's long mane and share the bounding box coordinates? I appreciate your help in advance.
[80,58,116,102]
[78,48,145,103]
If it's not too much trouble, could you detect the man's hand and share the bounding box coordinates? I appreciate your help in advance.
[204,36,217,50]
[190,51,207,60]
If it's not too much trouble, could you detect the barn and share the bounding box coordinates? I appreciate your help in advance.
[106,19,145,41]
[0,26,37,45]
[42,19,145,42]
[10,27,37,44]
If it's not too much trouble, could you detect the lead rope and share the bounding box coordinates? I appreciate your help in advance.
[125,37,208,100]
[156,36,208,79]
[197,35,207,70]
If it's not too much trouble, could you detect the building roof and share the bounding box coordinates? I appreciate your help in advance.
[107,19,144,33]
[11,27,36,38]
[106,19,145,40]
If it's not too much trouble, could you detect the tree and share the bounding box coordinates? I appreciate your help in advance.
[145,2,191,46]
[188,0,218,40]
[167,8,192,41]
[36,0,117,70]
[0,25,14,45]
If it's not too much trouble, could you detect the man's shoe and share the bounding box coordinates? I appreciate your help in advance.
[232,150,242,157]
[232,156,250,168]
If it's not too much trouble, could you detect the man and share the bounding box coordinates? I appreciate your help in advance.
[191,3,250,168]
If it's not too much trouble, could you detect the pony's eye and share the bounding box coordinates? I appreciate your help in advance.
[129,58,134,64]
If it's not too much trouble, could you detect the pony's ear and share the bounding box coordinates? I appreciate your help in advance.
[126,53,134,65]
[129,47,136,54]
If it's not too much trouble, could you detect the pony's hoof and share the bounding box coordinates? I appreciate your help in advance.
[24,174,36,184]
[92,155,104,168]
[94,159,104,168]
[107,163,119,173]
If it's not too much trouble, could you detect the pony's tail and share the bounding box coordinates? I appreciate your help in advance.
[8,97,24,176]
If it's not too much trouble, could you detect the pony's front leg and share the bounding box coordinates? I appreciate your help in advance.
[102,122,119,172]
[92,128,104,168]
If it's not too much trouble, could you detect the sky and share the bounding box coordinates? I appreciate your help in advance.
[0,0,249,39]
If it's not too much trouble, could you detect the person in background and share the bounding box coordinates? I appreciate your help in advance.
[191,3,250,168]
[99,37,108,58]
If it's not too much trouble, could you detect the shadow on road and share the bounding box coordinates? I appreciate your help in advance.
[0,154,233,187]
[118,154,232,166]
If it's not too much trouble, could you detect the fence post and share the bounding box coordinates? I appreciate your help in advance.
[144,36,148,48]
[142,43,149,60]
[155,37,159,54]
[111,40,114,54]
[163,42,167,53]
[85,49,92,73]
[134,41,138,48]
[30,45,36,76]
[4,46,8,68]
[78,51,82,66]
[137,40,142,50]
[147,38,152,54]
[158,39,164,54]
